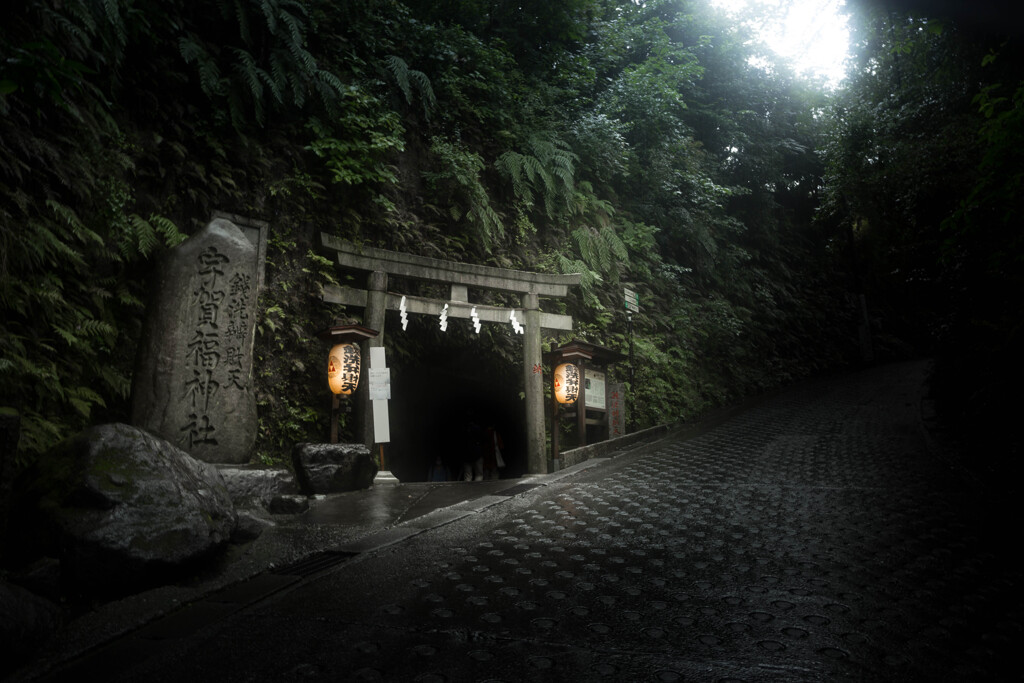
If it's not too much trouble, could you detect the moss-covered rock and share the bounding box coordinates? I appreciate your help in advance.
[8,424,237,598]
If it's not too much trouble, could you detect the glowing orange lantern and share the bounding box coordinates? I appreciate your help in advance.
[553,362,580,404]
[327,343,361,395]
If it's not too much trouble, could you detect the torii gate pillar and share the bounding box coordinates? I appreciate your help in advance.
[522,293,545,474]
[361,271,388,453]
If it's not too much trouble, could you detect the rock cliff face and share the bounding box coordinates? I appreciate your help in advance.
[11,423,237,597]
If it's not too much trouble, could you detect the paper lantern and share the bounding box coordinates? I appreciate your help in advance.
[327,343,361,395]
[553,362,580,404]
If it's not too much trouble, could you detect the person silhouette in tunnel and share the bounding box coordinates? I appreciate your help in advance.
[482,422,505,480]
[462,416,484,481]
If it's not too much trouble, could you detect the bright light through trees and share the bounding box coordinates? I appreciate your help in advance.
[710,0,851,87]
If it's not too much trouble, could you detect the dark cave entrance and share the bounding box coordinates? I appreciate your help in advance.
[385,330,526,483]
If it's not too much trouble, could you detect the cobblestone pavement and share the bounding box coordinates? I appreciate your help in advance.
[73,361,1023,681]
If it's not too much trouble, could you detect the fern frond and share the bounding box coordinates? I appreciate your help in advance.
[495,152,534,205]
[313,69,345,110]
[199,60,227,98]
[54,325,82,348]
[149,214,185,246]
[60,1,98,40]
[594,229,612,271]
[230,47,266,123]
[77,318,116,340]
[129,213,160,257]
[46,200,103,246]
[602,224,629,261]
[572,228,594,267]
[117,290,145,308]
[48,14,91,54]
[98,365,132,399]
[178,36,205,65]
[259,0,278,35]
[279,7,303,44]
[473,202,505,251]
[235,0,252,43]
[67,384,105,417]
[280,12,314,72]
[385,55,413,104]
[100,0,126,48]
[26,218,85,269]
[552,163,575,192]
[410,69,436,115]
[286,66,307,108]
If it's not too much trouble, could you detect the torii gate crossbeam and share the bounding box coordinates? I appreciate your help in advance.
[319,234,582,475]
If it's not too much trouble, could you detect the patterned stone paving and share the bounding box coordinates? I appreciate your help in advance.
[123,362,1021,681]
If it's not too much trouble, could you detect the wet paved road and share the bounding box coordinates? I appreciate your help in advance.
[77,361,1022,681]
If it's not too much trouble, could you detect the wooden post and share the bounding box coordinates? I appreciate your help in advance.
[330,394,339,444]
[577,361,587,447]
[551,370,560,471]
[523,292,546,474]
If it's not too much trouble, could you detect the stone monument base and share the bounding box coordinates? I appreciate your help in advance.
[291,443,378,494]
[373,470,400,487]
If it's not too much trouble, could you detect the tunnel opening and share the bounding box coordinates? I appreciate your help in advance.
[385,317,526,483]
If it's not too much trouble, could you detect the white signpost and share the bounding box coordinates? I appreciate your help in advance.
[368,347,390,443]
[369,346,397,486]
[624,287,640,313]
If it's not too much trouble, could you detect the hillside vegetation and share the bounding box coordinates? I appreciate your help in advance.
[2,0,1020,470]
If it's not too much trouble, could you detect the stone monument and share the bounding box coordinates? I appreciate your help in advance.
[131,218,261,464]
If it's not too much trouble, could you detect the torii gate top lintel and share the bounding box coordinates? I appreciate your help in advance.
[320,233,582,297]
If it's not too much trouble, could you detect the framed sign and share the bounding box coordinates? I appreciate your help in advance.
[584,368,606,410]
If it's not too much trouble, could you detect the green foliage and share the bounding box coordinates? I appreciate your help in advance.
[0,1,189,463]
[253,229,343,464]
[177,0,345,128]
[937,60,1024,462]
[306,87,406,186]
[495,132,578,221]
[422,136,505,250]
[3,0,872,466]
[384,55,437,120]
[823,6,1024,469]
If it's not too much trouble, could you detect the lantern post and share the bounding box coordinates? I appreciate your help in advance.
[315,322,379,443]
[546,340,627,470]
[551,360,581,470]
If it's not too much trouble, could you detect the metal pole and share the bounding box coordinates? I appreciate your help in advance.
[628,311,635,432]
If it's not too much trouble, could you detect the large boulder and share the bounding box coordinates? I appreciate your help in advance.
[10,423,237,597]
[291,443,377,494]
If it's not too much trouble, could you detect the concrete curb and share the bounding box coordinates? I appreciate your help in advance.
[556,423,673,469]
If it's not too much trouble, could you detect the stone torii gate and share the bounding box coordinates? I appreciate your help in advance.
[319,234,582,475]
